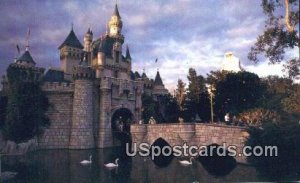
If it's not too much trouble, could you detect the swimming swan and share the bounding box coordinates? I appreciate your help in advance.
[179,157,193,165]
[104,158,119,168]
[80,155,92,165]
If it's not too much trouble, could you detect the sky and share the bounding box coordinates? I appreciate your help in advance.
[0,0,298,91]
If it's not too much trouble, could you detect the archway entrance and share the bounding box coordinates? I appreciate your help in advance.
[111,108,133,134]
[111,108,133,159]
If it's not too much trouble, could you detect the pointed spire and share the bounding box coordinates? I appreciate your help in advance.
[59,26,83,49]
[16,49,36,66]
[125,45,131,60]
[154,71,164,86]
[113,3,121,18]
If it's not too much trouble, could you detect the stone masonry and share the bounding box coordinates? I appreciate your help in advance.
[69,65,95,149]
[131,123,249,163]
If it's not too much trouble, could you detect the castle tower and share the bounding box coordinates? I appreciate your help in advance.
[153,71,169,100]
[108,4,123,37]
[221,52,243,72]
[59,27,83,80]
[94,42,106,78]
[84,28,93,65]
[84,28,93,52]
[7,46,44,83]
[69,57,95,149]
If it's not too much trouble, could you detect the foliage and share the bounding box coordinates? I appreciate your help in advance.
[3,66,49,143]
[141,94,156,123]
[175,79,186,111]
[214,71,264,118]
[158,94,180,122]
[281,83,300,113]
[142,94,180,123]
[260,76,300,114]
[184,68,208,121]
[246,122,300,181]
[248,0,299,79]
[237,108,281,127]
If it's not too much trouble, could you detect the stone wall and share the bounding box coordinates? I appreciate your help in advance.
[38,92,73,149]
[69,79,95,149]
[131,123,249,163]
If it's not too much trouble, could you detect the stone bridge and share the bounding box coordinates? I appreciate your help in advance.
[130,123,249,163]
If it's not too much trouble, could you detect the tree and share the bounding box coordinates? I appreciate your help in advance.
[248,0,299,79]
[159,94,180,122]
[4,66,49,143]
[260,76,293,111]
[142,94,156,123]
[281,83,300,113]
[175,79,186,111]
[214,72,264,118]
[185,68,206,120]
[246,122,300,180]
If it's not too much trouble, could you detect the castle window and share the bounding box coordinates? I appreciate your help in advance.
[115,51,119,63]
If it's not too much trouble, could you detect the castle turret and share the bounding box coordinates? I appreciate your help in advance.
[69,57,95,149]
[108,4,123,37]
[59,27,83,80]
[125,45,131,62]
[153,71,168,99]
[84,28,93,52]
[15,46,36,67]
[7,46,44,83]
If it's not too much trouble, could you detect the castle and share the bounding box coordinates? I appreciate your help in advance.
[1,4,168,149]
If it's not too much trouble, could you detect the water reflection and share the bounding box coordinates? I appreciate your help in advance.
[198,144,236,177]
[2,148,265,183]
[150,138,173,167]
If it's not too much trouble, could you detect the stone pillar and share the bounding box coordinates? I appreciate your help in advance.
[69,66,95,149]
[97,77,114,148]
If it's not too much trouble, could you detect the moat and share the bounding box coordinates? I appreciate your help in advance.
[1,148,272,183]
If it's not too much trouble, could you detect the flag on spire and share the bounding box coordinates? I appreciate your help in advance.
[26,27,31,42]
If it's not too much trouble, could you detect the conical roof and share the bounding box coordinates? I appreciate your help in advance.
[16,50,36,65]
[126,45,131,60]
[154,71,163,86]
[59,29,83,49]
[113,4,121,18]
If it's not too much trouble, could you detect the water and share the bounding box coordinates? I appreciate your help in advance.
[1,148,268,183]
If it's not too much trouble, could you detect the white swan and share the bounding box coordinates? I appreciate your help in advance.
[104,158,119,168]
[80,155,92,165]
[179,157,194,165]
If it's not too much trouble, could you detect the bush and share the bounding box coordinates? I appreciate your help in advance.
[246,122,300,181]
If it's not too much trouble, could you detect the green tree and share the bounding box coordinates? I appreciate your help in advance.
[158,94,180,122]
[175,79,186,111]
[4,66,49,143]
[248,0,299,79]
[141,94,156,123]
[184,68,206,120]
[282,83,300,114]
[214,72,264,118]
[246,122,300,180]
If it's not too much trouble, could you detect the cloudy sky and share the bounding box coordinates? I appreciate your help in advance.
[0,0,297,91]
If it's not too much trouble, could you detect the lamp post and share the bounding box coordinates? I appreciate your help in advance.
[206,84,215,123]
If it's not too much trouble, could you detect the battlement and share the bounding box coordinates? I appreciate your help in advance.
[41,81,74,92]
[73,66,95,80]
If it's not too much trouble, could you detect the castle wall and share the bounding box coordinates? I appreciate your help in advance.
[38,83,74,149]
[69,79,95,149]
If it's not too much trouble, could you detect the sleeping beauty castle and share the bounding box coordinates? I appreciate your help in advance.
[1,4,168,149]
